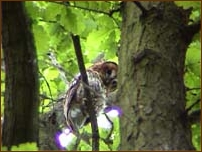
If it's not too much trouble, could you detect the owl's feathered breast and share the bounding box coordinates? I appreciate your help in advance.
[64,69,107,131]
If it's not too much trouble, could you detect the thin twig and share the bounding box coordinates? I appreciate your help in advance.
[104,113,114,142]
[186,99,201,112]
[50,1,109,16]
[71,33,100,150]
[39,94,65,103]
[47,51,69,85]
[186,87,201,91]
[48,1,120,28]
[100,113,114,150]
[39,71,54,113]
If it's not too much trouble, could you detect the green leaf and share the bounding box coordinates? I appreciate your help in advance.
[175,1,201,10]
[56,34,72,53]
[88,2,99,10]
[184,71,200,88]
[1,146,8,151]
[81,18,97,37]
[43,3,62,21]
[32,24,50,53]
[11,142,38,151]
[192,124,201,150]
[86,29,109,50]
[98,1,111,12]
[60,8,78,34]
[74,1,89,8]
[185,40,201,77]
[25,2,41,19]
[97,15,115,29]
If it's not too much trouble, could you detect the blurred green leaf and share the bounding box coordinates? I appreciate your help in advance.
[43,3,62,21]
[32,24,50,53]
[11,142,38,151]
[175,1,201,10]
[60,8,80,34]
[192,124,201,150]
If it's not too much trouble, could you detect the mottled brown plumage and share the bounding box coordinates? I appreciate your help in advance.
[64,61,118,132]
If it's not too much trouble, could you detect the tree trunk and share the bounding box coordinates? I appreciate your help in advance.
[2,2,39,149]
[117,2,195,150]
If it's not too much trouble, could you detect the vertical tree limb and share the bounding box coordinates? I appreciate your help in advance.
[71,34,99,150]
[2,1,39,149]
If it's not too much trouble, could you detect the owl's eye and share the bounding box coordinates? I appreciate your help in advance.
[106,69,112,75]
[111,79,117,86]
[110,79,117,90]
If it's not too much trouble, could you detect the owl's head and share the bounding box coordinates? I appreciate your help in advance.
[90,61,118,92]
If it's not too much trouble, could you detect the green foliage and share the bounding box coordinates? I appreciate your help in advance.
[1,142,38,151]
[11,143,38,151]
[182,2,201,148]
[185,39,201,150]
[174,2,201,150]
[192,124,201,150]
[185,40,201,114]
[24,1,121,150]
[25,1,120,114]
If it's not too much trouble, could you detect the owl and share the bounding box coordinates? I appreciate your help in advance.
[64,61,118,133]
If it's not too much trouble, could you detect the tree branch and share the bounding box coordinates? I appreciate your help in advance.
[71,34,99,151]
[47,51,68,85]
[48,1,121,28]
[50,1,109,16]
[188,20,201,35]
[188,109,201,124]
[109,7,121,17]
[186,87,201,91]
[184,20,201,44]
[39,71,54,112]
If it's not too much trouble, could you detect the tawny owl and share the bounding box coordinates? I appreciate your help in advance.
[64,61,118,133]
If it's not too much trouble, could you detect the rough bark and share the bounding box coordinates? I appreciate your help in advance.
[38,101,66,150]
[2,2,39,149]
[117,2,195,150]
